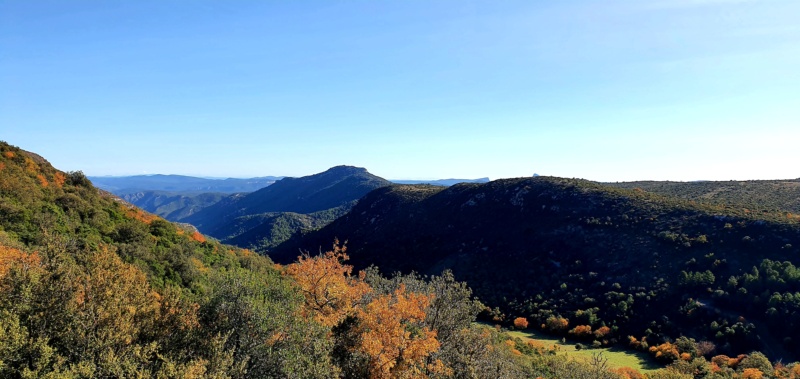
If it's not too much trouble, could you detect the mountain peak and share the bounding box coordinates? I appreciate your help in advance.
[321,165,369,175]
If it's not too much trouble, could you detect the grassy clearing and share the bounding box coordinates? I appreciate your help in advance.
[480,323,663,373]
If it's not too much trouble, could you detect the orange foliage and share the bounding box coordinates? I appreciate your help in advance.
[649,342,679,362]
[53,171,66,188]
[728,354,746,368]
[123,206,158,224]
[3,151,14,159]
[680,352,692,361]
[594,325,611,338]
[742,368,764,379]
[513,317,529,329]
[285,241,370,327]
[37,173,49,187]
[711,355,731,368]
[356,284,444,379]
[569,325,593,337]
[628,336,642,349]
[613,367,645,379]
[0,245,41,278]
[190,231,206,243]
[0,162,5,172]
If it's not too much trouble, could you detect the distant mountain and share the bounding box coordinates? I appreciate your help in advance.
[88,174,281,193]
[274,177,800,360]
[184,165,392,250]
[391,177,490,186]
[117,190,229,221]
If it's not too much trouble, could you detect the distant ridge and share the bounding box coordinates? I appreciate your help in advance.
[88,174,282,193]
[183,165,392,250]
[392,177,490,186]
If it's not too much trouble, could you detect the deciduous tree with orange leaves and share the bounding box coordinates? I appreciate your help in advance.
[285,241,370,327]
[355,284,446,379]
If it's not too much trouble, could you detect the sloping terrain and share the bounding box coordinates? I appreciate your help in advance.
[274,177,800,360]
[183,166,392,250]
[117,190,229,221]
[608,179,800,215]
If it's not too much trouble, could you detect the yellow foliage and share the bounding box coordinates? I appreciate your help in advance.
[24,157,37,173]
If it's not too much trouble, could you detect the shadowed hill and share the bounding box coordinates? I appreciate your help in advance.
[183,165,392,249]
[117,190,229,221]
[274,176,800,360]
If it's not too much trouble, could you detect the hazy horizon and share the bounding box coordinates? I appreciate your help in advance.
[3,1,799,182]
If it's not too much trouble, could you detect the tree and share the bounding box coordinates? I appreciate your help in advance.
[513,317,529,329]
[355,284,445,379]
[285,241,370,327]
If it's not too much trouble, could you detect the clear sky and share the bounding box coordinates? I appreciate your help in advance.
[2,0,799,182]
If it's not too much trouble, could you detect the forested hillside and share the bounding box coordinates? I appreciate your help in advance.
[1,141,569,379]
[117,190,230,221]
[183,166,392,251]
[274,177,800,363]
[608,180,800,215]
[4,141,799,378]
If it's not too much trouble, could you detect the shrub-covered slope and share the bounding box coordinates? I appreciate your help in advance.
[608,179,800,215]
[274,177,800,360]
[117,190,230,221]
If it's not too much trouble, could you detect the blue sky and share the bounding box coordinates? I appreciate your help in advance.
[2,0,798,181]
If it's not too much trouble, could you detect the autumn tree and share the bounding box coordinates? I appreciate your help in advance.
[513,317,529,329]
[285,241,370,327]
[355,284,445,379]
[544,315,569,333]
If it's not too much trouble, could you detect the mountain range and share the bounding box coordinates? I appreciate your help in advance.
[88,174,282,193]
[5,140,800,368]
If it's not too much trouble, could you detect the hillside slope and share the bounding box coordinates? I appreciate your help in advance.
[118,190,229,221]
[0,141,341,377]
[183,165,392,250]
[274,177,800,360]
[608,179,800,215]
